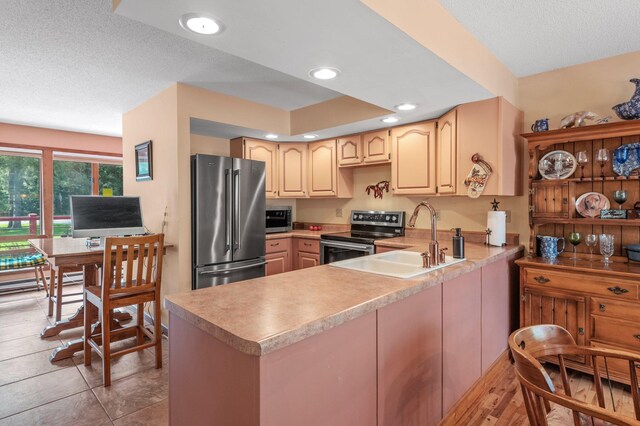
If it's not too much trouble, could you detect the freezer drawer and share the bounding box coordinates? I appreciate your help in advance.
[193,258,266,290]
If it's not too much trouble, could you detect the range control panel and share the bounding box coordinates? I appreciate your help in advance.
[350,210,405,227]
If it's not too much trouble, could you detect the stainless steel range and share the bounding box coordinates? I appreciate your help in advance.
[320,210,405,265]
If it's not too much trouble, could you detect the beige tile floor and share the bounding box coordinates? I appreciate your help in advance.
[0,285,169,425]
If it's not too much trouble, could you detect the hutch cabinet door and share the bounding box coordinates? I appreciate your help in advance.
[391,121,437,195]
[531,181,569,218]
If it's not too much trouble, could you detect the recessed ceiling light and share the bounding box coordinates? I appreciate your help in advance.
[179,13,223,35]
[265,134,278,139]
[309,67,341,80]
[303,134,318,139]
[395,103,417,111]
[381,117,399,123]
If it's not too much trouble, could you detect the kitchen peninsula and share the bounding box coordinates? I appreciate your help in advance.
[165,240,523,425]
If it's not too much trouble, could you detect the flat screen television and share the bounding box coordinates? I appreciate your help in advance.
[71,196,145,238]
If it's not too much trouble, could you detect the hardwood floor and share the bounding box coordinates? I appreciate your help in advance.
[458,359,637,425]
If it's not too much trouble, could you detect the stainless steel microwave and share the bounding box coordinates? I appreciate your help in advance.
[266,206,292,234]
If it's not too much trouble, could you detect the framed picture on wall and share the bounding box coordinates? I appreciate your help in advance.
[135,141,153,181]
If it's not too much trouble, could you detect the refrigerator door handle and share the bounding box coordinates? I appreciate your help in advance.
[225,168,232,252]
[233,169,241,251]
[198,261,267,276]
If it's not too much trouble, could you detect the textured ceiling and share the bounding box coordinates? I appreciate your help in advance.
[438,0,640,77]
[0,0,340,136]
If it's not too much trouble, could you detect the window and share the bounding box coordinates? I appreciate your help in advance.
[0,149,42,238]
[99,163,123,196]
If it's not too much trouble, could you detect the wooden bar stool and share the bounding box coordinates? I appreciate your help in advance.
[84,234,164,386]
[47,264,85,321]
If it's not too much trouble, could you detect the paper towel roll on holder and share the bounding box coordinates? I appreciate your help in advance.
[484,228,507,247]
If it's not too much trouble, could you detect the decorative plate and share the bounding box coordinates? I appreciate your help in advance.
[576,192,610,218]
[538,150,577,180]
[613,143,640,177]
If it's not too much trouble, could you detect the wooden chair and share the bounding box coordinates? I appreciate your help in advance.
[84,234,164,386]
[509,324,640,426]
[47,264,85,321]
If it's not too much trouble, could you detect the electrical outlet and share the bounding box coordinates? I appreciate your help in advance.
[505,210,511,223]
[336,208,343,218]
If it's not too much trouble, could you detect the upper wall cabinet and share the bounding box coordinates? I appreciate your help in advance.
[391,121,437,195]
[437,109,457,195]
[278,143,307,198]
[338,130,391,167]
[456,97,524,196]
[309,139,353,198]
[231,138,278,198]
[337,135,362,166]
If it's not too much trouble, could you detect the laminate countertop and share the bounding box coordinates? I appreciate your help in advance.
[165,240,523,356]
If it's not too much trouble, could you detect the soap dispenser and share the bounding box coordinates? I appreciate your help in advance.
[452,228,465,259]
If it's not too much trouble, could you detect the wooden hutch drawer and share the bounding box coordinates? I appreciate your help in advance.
[266,238,291,254]
[590,341,640,383]
[296,238,319,254]
[592,316,640,350]
[524,268,638,300]
[591,297,640,322]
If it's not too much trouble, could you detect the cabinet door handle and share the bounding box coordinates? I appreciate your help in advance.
[634,335,640,341]
[304,243,312,247]
[607,286,629,295]
[270,242,280,247]
[599,304,606,312]
[635,363,640,369]
[534,276,550,284]
[578,328,585,335]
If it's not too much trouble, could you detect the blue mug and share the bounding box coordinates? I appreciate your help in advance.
[531,118,549,132]
[538,235,565,260]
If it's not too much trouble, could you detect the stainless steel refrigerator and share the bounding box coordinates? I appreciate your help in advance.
[191,154,266,289]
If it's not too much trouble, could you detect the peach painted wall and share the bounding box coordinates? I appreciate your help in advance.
[361,0,518,105]
[190,134,230,157]
[519,51,640,129]
[122,85,180,321]
[0,122,122,154]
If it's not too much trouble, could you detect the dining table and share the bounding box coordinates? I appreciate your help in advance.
[29,237,170,362]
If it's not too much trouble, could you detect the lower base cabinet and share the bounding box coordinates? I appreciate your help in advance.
[378,283,443,425]
[265,238,291,276]
[294,238,320,269]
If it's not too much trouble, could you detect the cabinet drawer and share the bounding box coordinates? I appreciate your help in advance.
[524,268,638,300]
[590,341,640,382]
[592,316,640,350]
[297,238,319,254]
[591,297,640,323]
[266,238,291,254]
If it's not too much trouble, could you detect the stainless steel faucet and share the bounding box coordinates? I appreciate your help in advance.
[408,201,439,266]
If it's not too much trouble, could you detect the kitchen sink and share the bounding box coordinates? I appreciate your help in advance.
[329,250,466,279]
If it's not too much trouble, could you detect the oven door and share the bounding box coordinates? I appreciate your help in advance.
[320,240,375,265]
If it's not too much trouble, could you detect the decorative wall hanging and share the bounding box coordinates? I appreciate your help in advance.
[135,140,153,181]
[365,180,389,199]
[612,78,640,120]
[464,153,492,198]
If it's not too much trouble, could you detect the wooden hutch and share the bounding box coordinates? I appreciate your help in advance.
[517,120,640,383]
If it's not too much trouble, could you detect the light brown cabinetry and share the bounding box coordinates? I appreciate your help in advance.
[456,97,523,196]
[437,109,457,195]
[337,129,390,167]
[265,238,291,276]
[391,121,437,195]
[518,257,640,382]
[278,143,307,198]
[337,135,362,166]
[308,140,353,198]
[293,238,320,269]
[231,138,279,198]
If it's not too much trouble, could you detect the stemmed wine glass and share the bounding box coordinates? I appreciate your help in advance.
[569,232,581,260]
[599,234,614,264]
[596,148,609,178]
[585,234,597,260]
[613,190,627,209]
[576,151,588,180]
